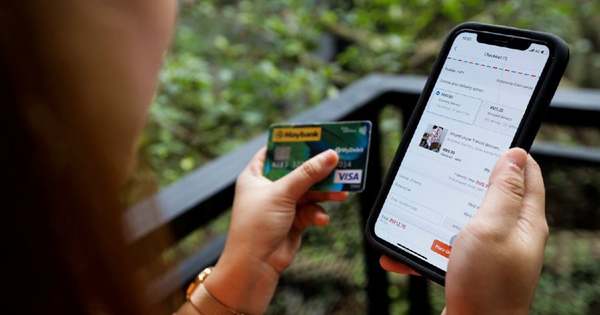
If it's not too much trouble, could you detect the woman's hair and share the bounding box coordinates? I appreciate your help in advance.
[1,3,164,314]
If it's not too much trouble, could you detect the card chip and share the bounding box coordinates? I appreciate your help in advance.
[274,146,291,161]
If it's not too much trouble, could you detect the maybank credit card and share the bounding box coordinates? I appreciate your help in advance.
[264,121,372,192]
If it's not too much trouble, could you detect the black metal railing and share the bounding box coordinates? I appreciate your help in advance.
[126,74,600,314]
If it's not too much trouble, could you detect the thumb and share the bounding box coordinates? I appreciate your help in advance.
[277,149,339,199]
[476,148,528,226]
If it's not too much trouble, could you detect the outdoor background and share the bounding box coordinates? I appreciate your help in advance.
[127,1,600,314]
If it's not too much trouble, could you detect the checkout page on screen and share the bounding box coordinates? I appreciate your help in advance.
[374,31,550,271]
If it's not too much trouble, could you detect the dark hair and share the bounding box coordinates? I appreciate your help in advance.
[1,3,161,314]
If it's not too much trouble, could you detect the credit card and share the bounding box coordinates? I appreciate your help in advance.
[263,121,372,192]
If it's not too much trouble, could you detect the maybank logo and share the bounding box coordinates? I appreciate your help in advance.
[272,127,322,142]
[334,169,363,184]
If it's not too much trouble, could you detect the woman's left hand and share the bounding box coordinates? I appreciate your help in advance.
[204,147,347,314]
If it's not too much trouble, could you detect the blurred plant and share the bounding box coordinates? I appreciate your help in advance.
[140,0,342,185]
[133,1,600,314]
[139,0,600,187]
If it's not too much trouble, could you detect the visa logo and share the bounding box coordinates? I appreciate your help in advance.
[333,169,363,184]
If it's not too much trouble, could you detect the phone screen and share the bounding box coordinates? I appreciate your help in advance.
[374,31,550,271]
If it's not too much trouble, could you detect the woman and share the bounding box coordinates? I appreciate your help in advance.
[2,1,548,315]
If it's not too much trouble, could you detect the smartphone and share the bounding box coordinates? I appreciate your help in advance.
[365,22,569,285]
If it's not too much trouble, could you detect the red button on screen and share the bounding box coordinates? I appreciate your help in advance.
[431,240,452,258]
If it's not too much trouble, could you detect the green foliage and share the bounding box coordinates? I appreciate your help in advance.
[142,0,341,184]
[531,232,600,315]
[141,0,600,186]
[137,1,600,314]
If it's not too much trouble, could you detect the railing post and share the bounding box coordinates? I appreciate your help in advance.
[399,103,433,315]
[408,276,432,315]
[359,110,390,315]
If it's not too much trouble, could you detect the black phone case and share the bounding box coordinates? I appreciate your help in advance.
[365,22,569,286]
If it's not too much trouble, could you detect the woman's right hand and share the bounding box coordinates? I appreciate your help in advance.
[381,148,549,315]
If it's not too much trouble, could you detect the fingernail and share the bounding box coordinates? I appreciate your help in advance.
[321,149,338,167]
[504,148,527,170]
[318,213,330,225]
